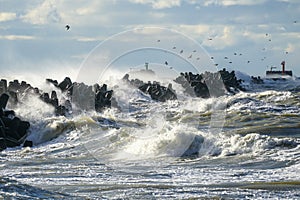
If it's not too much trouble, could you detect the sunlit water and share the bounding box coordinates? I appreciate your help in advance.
[1,77,300,199]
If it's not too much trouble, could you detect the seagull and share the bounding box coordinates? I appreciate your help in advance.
[193,50,196,53]
[234,53,237,55]
[208,38,213,40]
[211,57,214,59]
[224,56,228,59]
[229,61,232,64]
[214,64,218,66]
[294,20,297,24]
[65,24,70,30]
[157,39,160,42]
[266,33,268,36]
[247,61,251,63]
[172,46,176,49]
[269,39,272,42]
[286,51,289,54]
[180,50,183,54]
[239,53,242,56]
[165,61,168,65]
[188,54,192,59]
[196,57,200,60]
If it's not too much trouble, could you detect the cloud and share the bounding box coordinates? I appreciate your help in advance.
[129,0,181,9]
[21,0,61,25]
[277,0,300,3]
[285,43,295,53]
[75,36,107,42]
[201,0,268,6]
[176,24,211,39]
[0,12,17,22]
[0,35,35,40]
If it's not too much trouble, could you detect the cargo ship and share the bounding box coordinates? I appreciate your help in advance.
[266,61,293,80]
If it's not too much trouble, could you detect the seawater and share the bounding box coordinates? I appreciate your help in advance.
[1,76,300,199]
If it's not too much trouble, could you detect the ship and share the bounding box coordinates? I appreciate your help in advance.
[266,61,293,80]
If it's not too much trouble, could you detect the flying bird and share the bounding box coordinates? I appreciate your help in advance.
[65,24,70,30]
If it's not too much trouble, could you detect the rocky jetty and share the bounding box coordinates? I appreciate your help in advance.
[0,77,117,150]
[122,74,177,102]
[0,68,245,151]
[174,69,244,98]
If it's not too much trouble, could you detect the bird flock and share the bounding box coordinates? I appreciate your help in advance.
[64,21,297,71]
[155,22,296,71]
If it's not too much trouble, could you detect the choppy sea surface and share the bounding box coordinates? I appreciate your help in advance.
[1,75,300,199]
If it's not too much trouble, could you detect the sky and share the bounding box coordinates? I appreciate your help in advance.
[1,0,300,80]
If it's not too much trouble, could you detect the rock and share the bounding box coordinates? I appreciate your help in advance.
[124,74,177,102]
[251,76,264,84]
[95,84,114,112]
[174,69,245,98]
[0,94,30,150]
[0,93,9,109]
[58,77,72,92]
[23,140,33,148]
[0,79,7,94]
[0,138,6,151]
[181,135,204,158]
[139,82,177,102]
[55,105,67,116]
[8,91,18,105]
[46,78,58,86]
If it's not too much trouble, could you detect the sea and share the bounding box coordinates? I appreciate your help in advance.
[1,73,300,199]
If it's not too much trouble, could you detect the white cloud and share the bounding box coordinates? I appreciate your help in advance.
[148,11,167,18]
[0,35,35,40]
[129,0,181,9]
[0,12,17,22]
[75,36,108,42]
[177,24,211,39]
[21,0,61,25]
[277,0,300,3]
[201,0,268,6]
